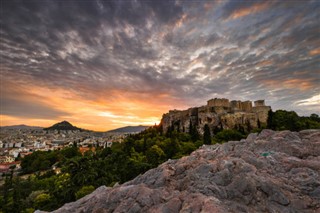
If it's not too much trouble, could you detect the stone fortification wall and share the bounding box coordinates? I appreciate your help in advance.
[254,100,265,107]
[207,98,230,107]
[189,107,198,116]
[240,101,253,112]
[230,100,241,111]
[161,98,271,134]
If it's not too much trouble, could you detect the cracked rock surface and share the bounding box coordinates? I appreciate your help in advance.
[44,129,320,213]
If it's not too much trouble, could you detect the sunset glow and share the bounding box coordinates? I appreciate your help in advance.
[1,1,319,131]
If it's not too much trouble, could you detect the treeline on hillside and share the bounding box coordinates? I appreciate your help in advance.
[1,110,319,212]
[267,110,320,131]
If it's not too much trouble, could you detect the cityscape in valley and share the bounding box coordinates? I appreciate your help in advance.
[1,0,320,212]
[0,121,147,173]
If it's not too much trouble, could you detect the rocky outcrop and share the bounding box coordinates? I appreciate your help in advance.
[160,98,271,134]
[46,129,320,213]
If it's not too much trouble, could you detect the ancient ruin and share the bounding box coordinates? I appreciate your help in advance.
[160,98,271,134]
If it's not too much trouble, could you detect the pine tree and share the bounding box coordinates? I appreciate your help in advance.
[246,120,252,133]
[177,122,181,133]
[188,119,193,135]
[213,125,221,134]
[267,110,273,129]
[203,124,211,145]
[189,119,200,142]
[191,126,200,142]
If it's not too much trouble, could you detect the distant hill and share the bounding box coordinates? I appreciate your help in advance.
[0,124,43,130]
[43,121,83,131]
[107,125,150,133]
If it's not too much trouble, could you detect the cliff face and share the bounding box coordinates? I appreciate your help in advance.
[46,129,320,213]
[160,98,271,134]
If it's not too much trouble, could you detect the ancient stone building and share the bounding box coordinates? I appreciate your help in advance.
[254,100,265,107]
[161,98,271,135]
[230,100,242,112]
[207,98,230,107]
[241,101,253,112]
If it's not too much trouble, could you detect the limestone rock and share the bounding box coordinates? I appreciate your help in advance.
[45,129,320,213]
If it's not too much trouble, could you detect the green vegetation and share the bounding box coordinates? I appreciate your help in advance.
[267,110,320,131]
[203,124,211,145]
[0,126,203,212]
[19,147,81,174]
[75,185,95,200]
[1,111,318,212]
[212,129,245,143]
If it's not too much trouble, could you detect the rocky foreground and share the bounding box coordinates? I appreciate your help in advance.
[46,129,320,213]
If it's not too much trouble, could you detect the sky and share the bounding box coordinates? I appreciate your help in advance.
[1,0,319,131]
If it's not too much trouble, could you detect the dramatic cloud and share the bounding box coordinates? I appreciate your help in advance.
[1,0,319,130]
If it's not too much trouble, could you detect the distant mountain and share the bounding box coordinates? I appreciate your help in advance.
[107,125,150,133]
[43,121,83,131]
[0,124,43,130]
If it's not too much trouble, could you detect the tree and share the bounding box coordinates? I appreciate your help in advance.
[267,110,274,129]
[188,119,193,135]
[65,157,98,186]
[34,193,51,209]
[310,113,320,122]
[246,120,252,133]
[189,120,200,142]
[165,124,174,137]
[12,177,23,213]
[123,138,134,155]
[203,124,211,145]
[146,145,165,166]
[75,186,95,200]
[99,147,112,158]
[213,129,244,143]
[213,125,222,134]
[257,119,261,129]
[53,173,74,203]
[272,110,299,131]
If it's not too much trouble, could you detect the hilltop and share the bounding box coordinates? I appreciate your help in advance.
[43,121,83,131]
[45,129,320,213]
[161,98,271,135]
[106,125,150,133]
[0,124,43,130]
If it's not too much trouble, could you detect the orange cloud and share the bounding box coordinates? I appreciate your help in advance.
[174,13,188,28]
[309,48,320,56]
[204,3,213,11]
[229,2,270,20]
[1,82,187,131]
[262,78,315,91]
[257,60,273,67]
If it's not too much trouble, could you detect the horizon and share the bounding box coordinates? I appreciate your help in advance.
[1,1,320,131]
[1,98,319,132]
[0,121,151,132]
